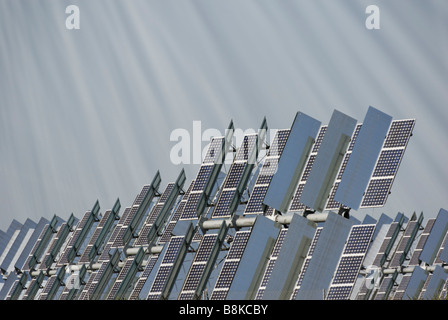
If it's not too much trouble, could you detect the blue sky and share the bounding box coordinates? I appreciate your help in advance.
[1,0,447,230]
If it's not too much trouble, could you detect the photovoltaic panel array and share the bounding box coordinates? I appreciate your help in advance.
[56,207,99,267]
[360,119,415,208]
[106,247,144,300]
[409,218,436,266]
[135,183,175,246]
[97,207,132,262]
[290,227,323,299]
[289,117,414,212]
[22,216,59,272]
[388,215,422,268]
[289,126,326,212]
[159,181,194,244]
[255,228,288,299]
[78,249,120,300]
[181,137,226,220]
[244,130,290,216]
[178,233,219,299]
[212,134,258,218]
[326,224,376,300]
[147,232,193,300]
[128,254,160,300]
[210,230,251,300]
[78,202,120,264]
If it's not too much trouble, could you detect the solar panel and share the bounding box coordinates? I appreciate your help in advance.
[326,224,376,300]
[78,249,120,300]
[178,231,225,300]
[359,119,415,208]
[409,218,435,266]
[264,112,320,214]
[419,208,448,265]
[210,230,251,299]
[299,110,357,212]
[244,129,290,216]
[388,214,423,268]
[334,107,392,210]
[383,119,415,148]
[234,134,258,162]
[255,228,288,299]
[203,137,225,164]
[106,248,145,300]
[211,133,259,219]
[373,271,398,300]
[393,266,427,300]
[128,254,160,300]
[146,222,194,300]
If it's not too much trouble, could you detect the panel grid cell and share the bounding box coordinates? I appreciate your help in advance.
[332,255,365,284]
[372,149,404,177]
[360,178,393,207]
[343,225,376,254]
[235,135,257,161]
[203,138,224,164]
[244,185,269,214]
[383,120,415,149]
[267,129,290,157]
[213,190,235,218]
[192,165,214,192]
[223,162,246,189]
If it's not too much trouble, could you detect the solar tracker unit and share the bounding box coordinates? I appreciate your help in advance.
[300,109,357,212]
[373,271,398,300]
[135,171,185,247]
[210,230,251,299]
[262,214,316,300]
[393,266,428,300]
[409,218,436,266]
[146,222,194,300]
[263,112,320,213]
[23,215,59,272]
[360,119,415,208]
[289,125,326,212]
[128,254,160,300]
[419,208,448,265]
[79,199,121,264]
[296,215,357,300]
[388,213,423,268]
[255,229,288,299]
[420,265,448,299]
[78,249,120,300]
[40,214,76,271]
[334,107,392,210]
[106,247,145,300]
[180,137,228,220]
[159,180,194,244]
[122,172,161,245]
[291,227,322,299]
[326,224,376,300]
[178,222,228,300]
[37,266,66,300]
[57,205,100,267]
[244,129,290,216]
